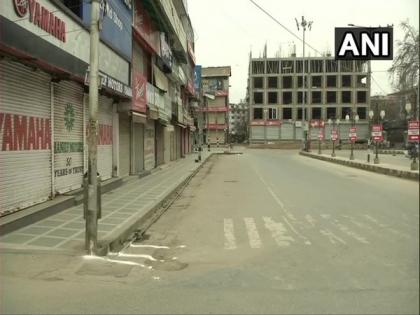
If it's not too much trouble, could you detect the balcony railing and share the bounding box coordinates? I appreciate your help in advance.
[158,0,187,53]
[147,83,171,120]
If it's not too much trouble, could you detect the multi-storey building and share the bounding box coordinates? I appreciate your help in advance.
[229,102,249,143]
[202,66,231,145]
[247,53,371,144]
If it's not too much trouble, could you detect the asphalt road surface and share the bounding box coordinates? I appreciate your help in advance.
[1,149,418,314]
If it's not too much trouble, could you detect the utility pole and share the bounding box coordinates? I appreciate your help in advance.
[295,16,313,152]
[86,0,101,255]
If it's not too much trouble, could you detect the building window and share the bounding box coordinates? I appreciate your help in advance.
[326,75,337,88]
[268,92,278,104]
[297,91,308,104]
[341,75,352,87]
[283,92,292,104]
[311,91,322,104]
[356,75,367,88]
[267,76,278,88]
[283,108,292,119]
[253,77,263,89]
[282,76,293,89]
[357,107,367,119]
[254,92,263,104]
[326,91,336,104]
[253,108,263,119]
[342,91,352,103]
[357,91,367,103]
[327,107,337,119]
[311,76,322,88]
[268,108,278,120]
[297,108,308,120]
[297,76,307,88]
[295,60,308,73]
[341,107,352,119]
[312,108,322,119]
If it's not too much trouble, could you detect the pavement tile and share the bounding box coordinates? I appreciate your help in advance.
[36,219,66,227]
[98,223,117,231]
[100,217,126,225]
[27,237,64,247]
[0,234,34,244]
[63,222,85,230]
[47,228,79,238]
[58,239,84,251]
[18,226,52,235]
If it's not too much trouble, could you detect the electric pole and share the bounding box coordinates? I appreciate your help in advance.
[86,0,101,255]
[295,16,313,152]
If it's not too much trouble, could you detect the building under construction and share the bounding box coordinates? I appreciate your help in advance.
[247,50,371,144]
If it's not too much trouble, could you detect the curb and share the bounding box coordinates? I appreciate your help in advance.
[299,151,419,181]
[96,153,216,255]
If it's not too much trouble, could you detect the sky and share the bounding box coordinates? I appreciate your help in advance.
[187,0,419,103]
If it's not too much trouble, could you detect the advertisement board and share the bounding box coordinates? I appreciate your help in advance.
[83,0,133,60]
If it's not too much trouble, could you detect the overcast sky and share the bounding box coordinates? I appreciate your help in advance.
[188,0,419,103]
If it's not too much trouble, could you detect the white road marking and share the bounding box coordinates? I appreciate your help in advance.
[283,216,311,245]
[130,244,170,249]
[305,215,316,227]
[320,229,346,245]
[320,214,331,219]
[244,217,262,248]
[224,218,237,250]
[362,214,410,239]
[263,216,294,247]
[334,221,369,244]
[363,214,387,228]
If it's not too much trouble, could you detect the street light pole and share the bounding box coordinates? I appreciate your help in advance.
[86,0,101,255]
[296,16,313,152]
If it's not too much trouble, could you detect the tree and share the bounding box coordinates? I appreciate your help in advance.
[388,21,419,118]
[389,21,419,90]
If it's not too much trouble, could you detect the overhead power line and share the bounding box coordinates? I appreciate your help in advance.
[248,0,323,56]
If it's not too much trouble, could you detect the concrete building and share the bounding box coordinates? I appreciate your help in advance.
[201,66,231,145]
[247,53,371,145]
[229,101,249,143]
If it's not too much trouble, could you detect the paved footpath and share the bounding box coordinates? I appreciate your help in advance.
[0,149,219,254]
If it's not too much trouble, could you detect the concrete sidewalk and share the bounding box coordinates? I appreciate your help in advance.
[0,149,223,255]
[300,150,419,181]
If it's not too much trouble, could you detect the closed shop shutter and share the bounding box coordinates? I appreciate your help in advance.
[295,127,303,140]
[266,126,280,140]
[53,81,84,194]
[251,126,265,140]
[340,124,350,140]
[357,124,369,139]
[119,113,130,177]
[98,95,114,180]
[144,119,155,170]
[0,60,52,215]
[132,122,144,173]
[281,123,294,140]
[155,123,164,165]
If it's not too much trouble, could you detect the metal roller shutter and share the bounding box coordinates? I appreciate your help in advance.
[340,124,350,140]
[325,125,334,140]
[295,127,303,140]
[357,124,369,139]
[266,126,280,140]
[119,113,130,177]
[251,126,264,140]
[281,123,294,140]
[0,60,52,215]
[132,122,144,173]
[53,81,84,194]
[97,96,114,180]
